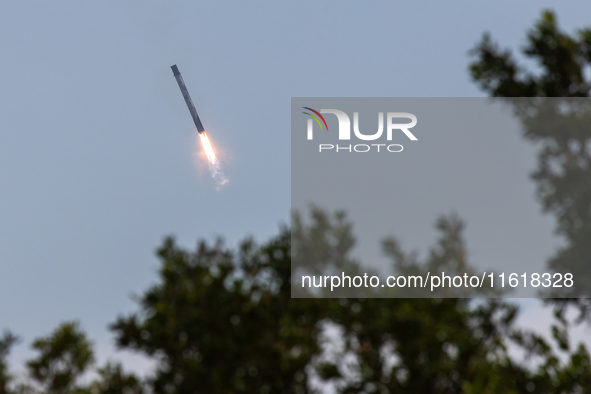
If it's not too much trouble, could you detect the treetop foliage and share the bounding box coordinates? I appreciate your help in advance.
[1,8,591,394]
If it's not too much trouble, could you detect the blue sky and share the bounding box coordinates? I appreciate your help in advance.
[1,0,591,374]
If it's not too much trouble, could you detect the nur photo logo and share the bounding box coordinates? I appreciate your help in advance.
[302,107,418,153]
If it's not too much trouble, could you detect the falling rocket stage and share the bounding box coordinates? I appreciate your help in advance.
[171,64,228,189]
[171,64,205,134]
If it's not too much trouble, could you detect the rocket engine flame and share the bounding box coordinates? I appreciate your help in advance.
[170,65,228,190]
[199,132,228,189]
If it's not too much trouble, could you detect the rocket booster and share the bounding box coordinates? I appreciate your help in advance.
[171,65,205,134]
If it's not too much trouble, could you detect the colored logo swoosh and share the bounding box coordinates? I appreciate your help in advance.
[302,107,329,130]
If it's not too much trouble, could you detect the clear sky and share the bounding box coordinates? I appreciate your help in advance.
[2,0,591,374]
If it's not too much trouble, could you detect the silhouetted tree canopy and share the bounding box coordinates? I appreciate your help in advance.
[1,8,590,394]
[470,9,591,318]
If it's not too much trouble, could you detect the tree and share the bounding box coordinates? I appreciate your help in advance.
[469,11,591,98]
[24,322,94,394]
[469,9,591,317]
[9,323,145,394]
[2,9,591,394]
[0,331,18,394]
[1,207,590,393]
[89,362,144,394]
[109,209,591,393]
[111,233,325,393]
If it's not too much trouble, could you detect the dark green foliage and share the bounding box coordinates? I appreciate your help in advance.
[2,208,591,393]
[0,332,18,394]
[108,210,591,393]
[26,322,94,394]
[382,213,500,297]
[89,362,144,394]
[12,325,144,394]
[470,11,591,98]
[292,207,376,297]
[469,9,591,315]
[111,232,324,393]
[1,9,590,394]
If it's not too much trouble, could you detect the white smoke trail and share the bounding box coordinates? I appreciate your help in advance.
[199,132,229,190]
[206,157,229,190]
